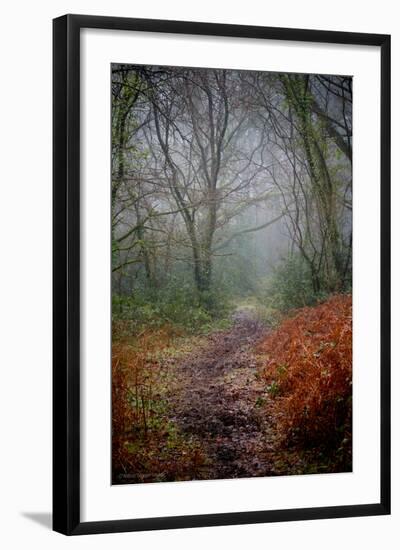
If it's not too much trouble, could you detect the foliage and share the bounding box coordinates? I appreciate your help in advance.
[258,294,352,470]
[112,280,232,333]
[264,253,330,312]
[112,327,206,483]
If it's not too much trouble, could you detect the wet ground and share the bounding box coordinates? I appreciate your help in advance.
[165,308,276,480]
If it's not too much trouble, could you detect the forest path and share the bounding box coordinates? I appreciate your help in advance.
[166,307,276,480]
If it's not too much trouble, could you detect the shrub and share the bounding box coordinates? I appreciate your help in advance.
[112,282,231,333]
[258,294,352,465]
[112,327,206,482]
[112,328,171,473]
[265,254,328,312]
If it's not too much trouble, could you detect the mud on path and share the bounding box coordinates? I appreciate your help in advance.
[165,309,276,480]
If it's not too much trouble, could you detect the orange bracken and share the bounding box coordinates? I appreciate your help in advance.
[258,295,352,452]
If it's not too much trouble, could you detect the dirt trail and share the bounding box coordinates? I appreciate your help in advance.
[166,308,275,480]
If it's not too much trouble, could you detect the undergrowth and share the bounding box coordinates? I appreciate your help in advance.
[257,294,352,471]
[112,326,207,483]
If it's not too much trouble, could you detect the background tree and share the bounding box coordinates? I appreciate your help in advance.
[111,64,352,319]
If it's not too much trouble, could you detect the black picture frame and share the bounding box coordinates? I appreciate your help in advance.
[53,14,391,536]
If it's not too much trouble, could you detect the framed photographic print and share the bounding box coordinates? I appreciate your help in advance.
[53,14,390,535]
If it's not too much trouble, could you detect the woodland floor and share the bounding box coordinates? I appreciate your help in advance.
[163,308,274,480]
[113,306,330,484]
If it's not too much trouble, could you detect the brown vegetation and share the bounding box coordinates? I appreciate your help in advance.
[112,296,352,483]
[258,295,352,470]
[112,325,206,483]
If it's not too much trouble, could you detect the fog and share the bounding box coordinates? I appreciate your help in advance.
[111,64,352,319]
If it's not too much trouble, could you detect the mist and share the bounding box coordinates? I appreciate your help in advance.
[111,64,353,483]
[111,64,352,321]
